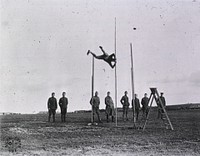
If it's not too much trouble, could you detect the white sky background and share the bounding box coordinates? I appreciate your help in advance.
[1,0,200,113]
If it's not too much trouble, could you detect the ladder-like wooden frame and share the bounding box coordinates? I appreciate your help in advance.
[142,88,174,131]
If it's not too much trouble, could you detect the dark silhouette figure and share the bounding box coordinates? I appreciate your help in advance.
[141,93,149,118]
[105,91,115,122]
[90,91,102,123]
[120,91,130,121]
[59,92,68,122]
[47,92,57,122]
[157,92,166,119]
[87,46,116,68]
[132,94,140,121]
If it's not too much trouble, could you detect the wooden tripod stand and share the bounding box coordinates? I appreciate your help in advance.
[142,88,174,131]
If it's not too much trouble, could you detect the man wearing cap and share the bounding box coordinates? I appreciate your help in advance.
[120,91,130,121]
[59,92,68,122]
[105,91,115,122]
[47,92,57,122]
[141,93,149,118]
[157,92,166,119]
[90,91,102,123]
[132,94,140,121]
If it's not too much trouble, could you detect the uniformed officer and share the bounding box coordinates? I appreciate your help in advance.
[90,91,102,123]
[157,92,166,119]
[105,91,115,122]
[141,93,149,118]
[132,94,140,121]
[47,92,57,122]
[59,92,68,122]
[120,91,130,121]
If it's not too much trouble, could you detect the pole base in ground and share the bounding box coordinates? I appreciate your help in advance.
[133,123,137,129]
[87,122,98,126]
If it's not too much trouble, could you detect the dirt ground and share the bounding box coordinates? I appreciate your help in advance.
[0,109,200,156]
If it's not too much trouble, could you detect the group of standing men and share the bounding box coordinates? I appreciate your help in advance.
[90,91,115,123]
[90,91,166,123]
[122,91,166,121]
[47,92,68,122]
[120,91,149,121]
[90,91,149,123]
[47,90,166,123]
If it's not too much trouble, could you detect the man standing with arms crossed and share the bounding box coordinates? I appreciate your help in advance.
[47,92,57,122]
[59,92,68,122]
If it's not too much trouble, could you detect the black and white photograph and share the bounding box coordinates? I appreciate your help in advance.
[0,0,200,155]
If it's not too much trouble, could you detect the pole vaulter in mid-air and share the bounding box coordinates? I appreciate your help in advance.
[87,46,116,68]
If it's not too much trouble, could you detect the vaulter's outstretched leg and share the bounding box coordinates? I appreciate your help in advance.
[87,50,105,59]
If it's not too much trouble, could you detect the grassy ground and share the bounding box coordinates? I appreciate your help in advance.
[0,109,200,155]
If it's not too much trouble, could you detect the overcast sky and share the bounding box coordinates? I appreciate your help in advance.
[1,0,200,113]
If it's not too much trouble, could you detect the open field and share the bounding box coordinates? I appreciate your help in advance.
[0,109,200,156]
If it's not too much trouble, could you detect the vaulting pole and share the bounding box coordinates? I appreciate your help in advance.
[114,17,118,126]
[130,43,136,127]
[91,56,94,123]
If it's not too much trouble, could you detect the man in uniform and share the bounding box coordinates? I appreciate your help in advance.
[120,91,130,121]
[157,92,169,129]
[59,92,68,122]
[47,92,57,122]
[157,92,166,119]
[90,91,102,123]
[141,93,149,118]
[132,94,140,121]
[105,91,115,122]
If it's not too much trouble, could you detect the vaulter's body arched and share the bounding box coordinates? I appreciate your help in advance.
[87,46,116,68]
